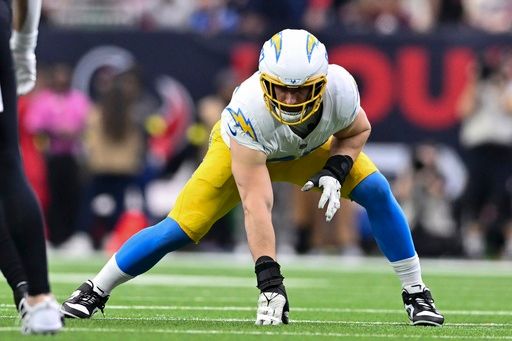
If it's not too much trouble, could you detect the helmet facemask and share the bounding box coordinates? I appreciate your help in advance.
[260,73,327,126]
[258,29,329,125]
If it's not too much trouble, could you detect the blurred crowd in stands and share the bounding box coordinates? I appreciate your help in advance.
[40,0,512,35]
[17,0,512,259]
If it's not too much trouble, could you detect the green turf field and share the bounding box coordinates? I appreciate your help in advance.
[1,253,511,340]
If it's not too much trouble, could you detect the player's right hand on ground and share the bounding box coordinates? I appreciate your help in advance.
[254,256,289,325]
[255,284,289,325]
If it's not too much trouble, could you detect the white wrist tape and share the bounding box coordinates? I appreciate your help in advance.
[10,30,38,54]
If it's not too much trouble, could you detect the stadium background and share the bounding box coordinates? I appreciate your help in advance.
[17,0,512,259]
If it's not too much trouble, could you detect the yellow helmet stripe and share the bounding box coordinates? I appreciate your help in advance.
[306,34,319,62]
[270,32,283,62]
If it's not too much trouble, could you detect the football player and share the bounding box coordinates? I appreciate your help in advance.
[0,0,63,334]
[61,29,444,326]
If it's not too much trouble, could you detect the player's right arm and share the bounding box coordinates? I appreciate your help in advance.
[230,137,275,261]
[230,137,289,325]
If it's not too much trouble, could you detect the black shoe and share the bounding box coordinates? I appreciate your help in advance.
[402,287,444,326]
[60,280,109,318]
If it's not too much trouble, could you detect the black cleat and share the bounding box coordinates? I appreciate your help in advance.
[402,287,444,326]
[60,280,109,319]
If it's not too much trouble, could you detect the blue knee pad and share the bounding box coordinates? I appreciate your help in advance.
[350,172,415,262]
[115,217,192,276]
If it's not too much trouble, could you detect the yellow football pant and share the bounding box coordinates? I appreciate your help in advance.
[169,122,378,242]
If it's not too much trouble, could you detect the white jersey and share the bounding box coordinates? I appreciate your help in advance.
[220,64,360,161]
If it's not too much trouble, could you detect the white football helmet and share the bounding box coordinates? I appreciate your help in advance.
[258,29,328,125]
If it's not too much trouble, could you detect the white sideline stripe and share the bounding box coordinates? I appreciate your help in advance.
[2,304,511,317]
[49,273,328,288]
[47,253,512,277]
[157,253,512,276]
[0,326,511,339]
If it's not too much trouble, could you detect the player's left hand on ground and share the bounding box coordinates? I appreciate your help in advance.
[301,171,341,222]
[10,32,37,95]
[254,256,289,325]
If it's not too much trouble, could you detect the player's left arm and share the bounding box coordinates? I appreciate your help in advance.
[11,0,42,95]
[330,107,371,160]
[302,108,371,221]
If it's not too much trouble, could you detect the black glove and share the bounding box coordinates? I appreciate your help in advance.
[254,256,289,325]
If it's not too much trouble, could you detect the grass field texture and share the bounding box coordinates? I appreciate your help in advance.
[1,253,511,340]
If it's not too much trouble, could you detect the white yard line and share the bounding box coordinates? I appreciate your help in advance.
[2,315,508,327]
[1,303,511,317]
[0,326,511,339]
[100,305,512,317]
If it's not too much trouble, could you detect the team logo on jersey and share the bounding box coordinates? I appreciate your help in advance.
[227,107,258,142]
[270,32,283,62]
[306,34,319,62]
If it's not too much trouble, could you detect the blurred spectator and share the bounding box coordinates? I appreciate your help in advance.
[116,67,162,187]
[19,65,51,214]
[462,0,512,33]
[189,0,239,35]
[456,49,512,258]
[236,0,307,38]
[117,67,160,127]
[40,0,502,34]
[25,63,90,247]
[302,0,335,33]
[335,0,411,34]
[399,0,467,33]
[197,68,239,133]
[19,96,50,213]
[393,143,460,257]
[434,0,464,26]
[43,0,153,28]
[236,4,267,38]
[76,77,146,251]
[400,0,437,33]
[143,0,197,30]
